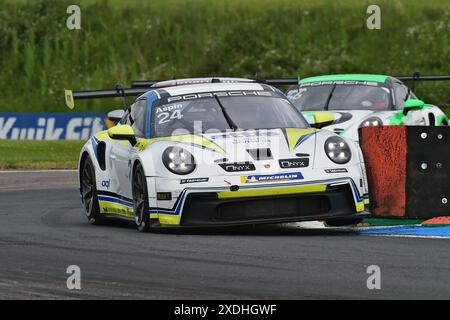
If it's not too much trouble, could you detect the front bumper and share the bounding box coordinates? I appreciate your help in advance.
[150,179,368,227]
[182,184,364,226]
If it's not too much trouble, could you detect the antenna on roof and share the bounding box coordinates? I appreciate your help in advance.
[412,71,420,92]
[115,84,127,108]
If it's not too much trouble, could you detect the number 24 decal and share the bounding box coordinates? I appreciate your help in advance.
[157,109,184,124]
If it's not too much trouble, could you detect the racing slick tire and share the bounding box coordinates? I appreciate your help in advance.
[132,162,151,232]
[80,155,104,225]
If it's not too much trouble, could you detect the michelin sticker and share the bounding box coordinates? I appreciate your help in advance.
[240,172,304,184]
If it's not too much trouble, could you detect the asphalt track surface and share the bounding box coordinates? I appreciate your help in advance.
[1,171,450,299]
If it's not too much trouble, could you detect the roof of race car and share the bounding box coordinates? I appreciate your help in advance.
[299,74,389,84]
[150,77,255,88]
[144,82,272,99]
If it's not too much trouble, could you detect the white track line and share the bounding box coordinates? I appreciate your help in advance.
[361,233,450,239]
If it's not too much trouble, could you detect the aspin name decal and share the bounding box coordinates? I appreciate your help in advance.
[219,162,256,172]
[241,172,304,183]
[180,178,209,184]
[155,103,183,114]
[324,168,348,173]
[279,158,309,169]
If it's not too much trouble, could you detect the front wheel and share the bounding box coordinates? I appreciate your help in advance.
[80,155,103,225]
[132,163,151,232]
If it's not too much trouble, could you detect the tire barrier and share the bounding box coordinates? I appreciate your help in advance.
[359,126,450,219]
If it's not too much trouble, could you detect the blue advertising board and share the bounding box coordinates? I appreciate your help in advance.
[0,113,107,140]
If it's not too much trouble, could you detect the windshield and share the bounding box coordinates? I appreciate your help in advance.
[152,91,309,137]
[286,84,391,111]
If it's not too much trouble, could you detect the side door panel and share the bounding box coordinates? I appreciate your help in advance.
[110,140,134,199]
[109,99,148,200]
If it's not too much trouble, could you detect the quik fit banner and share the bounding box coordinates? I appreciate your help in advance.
[0,113,107,140]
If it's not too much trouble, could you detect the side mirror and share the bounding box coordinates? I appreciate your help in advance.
[313,112,335,129]
[107,109,125,123]
[403,99,425,115]
[107,125,137,146]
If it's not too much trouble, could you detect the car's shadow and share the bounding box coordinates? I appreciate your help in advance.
[100,217,356,237]
[155,224,356,236]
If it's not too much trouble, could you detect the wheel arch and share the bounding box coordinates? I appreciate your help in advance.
[132,158,143,177]
[132,148,158,178]
[78,144,99,195]
[78,151,90,195]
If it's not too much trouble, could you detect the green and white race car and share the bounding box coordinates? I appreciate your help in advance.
[286,74,449,141]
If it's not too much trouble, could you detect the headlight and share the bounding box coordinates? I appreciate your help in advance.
[162,147,196,175]
[360,116,383,128]
[324,136,352,164]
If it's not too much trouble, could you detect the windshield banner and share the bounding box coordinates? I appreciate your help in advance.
[0,113,109,140]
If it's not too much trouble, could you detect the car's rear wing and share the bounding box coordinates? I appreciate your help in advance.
[65,78,255,109]
[131,73,450,87]
[394,72,450,92]
[130,78,301,88]
[65,73,450,109]
[64,85,151,109]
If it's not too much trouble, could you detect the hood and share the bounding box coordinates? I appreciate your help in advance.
[148,128,319,174]
[204,128,317,160]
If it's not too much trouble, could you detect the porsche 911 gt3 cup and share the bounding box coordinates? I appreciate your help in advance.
[67,78,369,232]
[286,74,449,141]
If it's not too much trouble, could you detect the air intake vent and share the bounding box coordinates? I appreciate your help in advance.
[247,148,273,160]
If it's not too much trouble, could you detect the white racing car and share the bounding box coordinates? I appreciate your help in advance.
[285,74,449,141]
[66,78,369,232]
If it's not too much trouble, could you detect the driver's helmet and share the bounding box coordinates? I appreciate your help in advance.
[364,90,387,109]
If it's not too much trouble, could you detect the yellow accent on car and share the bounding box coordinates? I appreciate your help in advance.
[150,134,226,154]
[99,202,180,225]
[217,184,327,199]
[107,124,135,139]
[99,201,134,218]
[285,128,317,152]
[95,130,112,141]
[313,112,335,126]
[355,202,365,212]
[65,89,74,109]
[94,131,224,154]
[95,130,147,150]
[135,139,149,151]
[158,214,181,225]
[363,198,370,205]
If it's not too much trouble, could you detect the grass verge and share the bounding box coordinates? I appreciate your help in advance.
[0,140,84,169]
[0,0,449,113]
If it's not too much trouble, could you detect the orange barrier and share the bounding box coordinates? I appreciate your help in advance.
[359,126,450,219]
